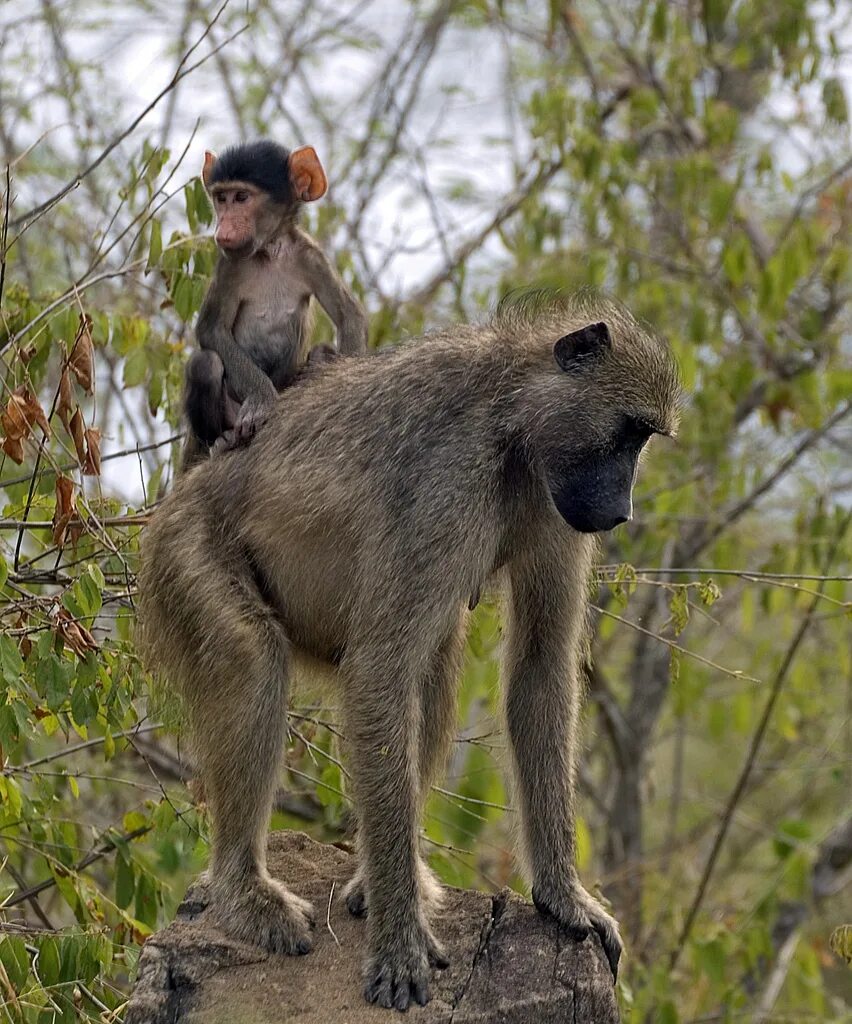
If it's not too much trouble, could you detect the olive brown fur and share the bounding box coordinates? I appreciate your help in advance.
[137,291,681,1012]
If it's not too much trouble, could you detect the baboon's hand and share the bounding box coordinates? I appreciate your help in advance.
[233,390,276,447]
[212,430,236,455]
[363,924,448,1011]
[532,882,622,981]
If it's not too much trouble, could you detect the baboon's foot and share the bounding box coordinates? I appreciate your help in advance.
[532,880,622,980]
[344,859,444,919]
[363,921,448,1011]
[209,875,316,956]
[179,871,213,917]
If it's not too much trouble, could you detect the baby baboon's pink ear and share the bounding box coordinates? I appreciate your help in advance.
[288,146,328,202]
[201,150,218,189]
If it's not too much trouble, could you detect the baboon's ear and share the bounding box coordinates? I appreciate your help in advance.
[201,150,217,189]
[288,146,328,202]
[553,322,611,371]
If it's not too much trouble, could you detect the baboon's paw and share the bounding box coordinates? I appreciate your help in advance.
[532,883,622,981]
[212,878,316,956]
[343,870,368,918]
[363,936,433,1012]
[179,872,213,918]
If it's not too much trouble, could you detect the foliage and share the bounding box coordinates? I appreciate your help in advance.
[0,1,850,1021]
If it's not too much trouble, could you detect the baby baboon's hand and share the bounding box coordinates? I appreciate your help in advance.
[363,922,448,1011]
[233,390,276,447]
[532,881,622,981]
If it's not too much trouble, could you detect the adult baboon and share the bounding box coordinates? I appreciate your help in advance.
[137,292,681,1012]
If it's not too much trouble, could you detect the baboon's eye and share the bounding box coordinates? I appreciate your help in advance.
[621,416,655,445]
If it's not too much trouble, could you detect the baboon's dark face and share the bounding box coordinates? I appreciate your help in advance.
[546,414,654,532]
[538,318,676,533]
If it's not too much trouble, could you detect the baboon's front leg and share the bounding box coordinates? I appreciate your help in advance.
[343,639,448,1012]
[505,534,622,979]
[344,615,466,924]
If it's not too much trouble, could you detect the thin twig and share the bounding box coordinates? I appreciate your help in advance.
[326,881,340,946]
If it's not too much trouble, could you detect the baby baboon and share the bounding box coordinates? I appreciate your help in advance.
[137,292,681,1012]
[182,140,367,469]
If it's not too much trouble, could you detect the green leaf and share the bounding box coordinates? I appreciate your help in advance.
[0,776,23,823]
[773,819,811,860]
[722,233,752,287]
[71,675,98,727]
[37,936,61,988]
[123,346,149,389]
[823,77,848,123]
[58,935,81,984]
[147,219,163,270]
[115,853,135,909]
[172,276,196,322]
[0,636,23,689]
[669,587,690,635]
[694,937,726,986]
[658,1001,679,1024]
[651,0,667,40]
[35,655,72,712]
[0,935,31,990]
[134,870,159,929]
[829,925,852,965]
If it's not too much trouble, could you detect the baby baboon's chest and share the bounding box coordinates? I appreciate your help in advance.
[233,249,312,367]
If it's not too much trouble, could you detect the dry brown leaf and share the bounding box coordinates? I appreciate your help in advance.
[57,368,74,427]
[1,435,24,463]
[19,344,37,365]
[1,386,50,441]
[69,313,95,394]
[1,392,30,441]
[19,387,50,437]
[68,408,86,464]
[83,426,101,476]
[53,607,99,657]
[52,475,76,548]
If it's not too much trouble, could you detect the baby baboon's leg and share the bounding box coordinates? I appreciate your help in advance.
[345,613,466,922]
[344,627,450,1011]
[505,534,622,980]
[191,610,314,955]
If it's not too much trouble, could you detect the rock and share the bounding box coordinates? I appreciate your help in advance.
[125,831,620,1023]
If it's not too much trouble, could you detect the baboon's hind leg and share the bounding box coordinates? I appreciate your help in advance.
[189,600,314,955]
